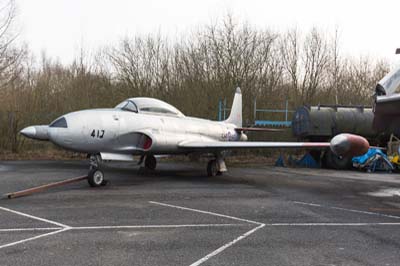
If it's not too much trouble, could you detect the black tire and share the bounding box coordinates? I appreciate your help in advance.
[88,168,106,187]
[145,155,157,170]
[309,150,322,165]
[207,160,218,177]
[323,149,353,170]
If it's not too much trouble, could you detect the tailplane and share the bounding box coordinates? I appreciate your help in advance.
[225,87,242,127]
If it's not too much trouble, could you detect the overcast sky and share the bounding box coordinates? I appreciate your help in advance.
[16,0,400,64]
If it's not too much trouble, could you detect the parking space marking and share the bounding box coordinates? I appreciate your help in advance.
[3,200,400,265]
[150,201,263,225]
[70,224,246,230]
[0,206,70,250]
[190,223,265,266]
[0,201,259,264]
[0,228,70,250]
[0,206,70,228]
[293,201,400,220]
[0,227,61,232]
[265,222,400,226]
[149,201,266,266]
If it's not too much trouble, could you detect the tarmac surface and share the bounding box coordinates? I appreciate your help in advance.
[1,160,400,266]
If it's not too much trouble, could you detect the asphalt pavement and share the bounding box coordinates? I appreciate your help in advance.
[1,160,400,266]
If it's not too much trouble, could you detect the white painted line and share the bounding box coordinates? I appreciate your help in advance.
[0,228,70,250]
[4,222,400,233]
[0,206,70,228]
[0,200,264,265]
[0,206,70,250]
[0,227,61,232]
[265,222,400,226]
[293,201,400,220]
[330,206,400,220]
[293,201,321,207]
[150,201,265,266]
[150,201,263,225]
[190,224,265,266]
[70,224,247,230]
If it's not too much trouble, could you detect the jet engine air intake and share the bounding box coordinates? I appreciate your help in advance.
[138,134,152,151]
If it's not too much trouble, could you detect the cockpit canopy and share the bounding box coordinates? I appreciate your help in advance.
[378,64,400,96]
[115,97,184,117]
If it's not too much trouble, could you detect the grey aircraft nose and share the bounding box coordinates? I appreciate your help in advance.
[20,126,36,138]
[20,125,49,140]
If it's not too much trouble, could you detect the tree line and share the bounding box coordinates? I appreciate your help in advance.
[0,6,389,153]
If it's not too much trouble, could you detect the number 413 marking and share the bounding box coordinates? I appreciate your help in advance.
[91,129,105,139]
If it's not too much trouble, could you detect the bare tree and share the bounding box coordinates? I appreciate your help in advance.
[301,28,329,103]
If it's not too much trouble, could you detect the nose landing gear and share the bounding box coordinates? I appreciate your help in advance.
[87,154,108,187]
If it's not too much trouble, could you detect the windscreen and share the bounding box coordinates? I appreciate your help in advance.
[115,100,138,112]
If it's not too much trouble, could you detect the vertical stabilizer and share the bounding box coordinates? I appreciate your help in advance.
[225,87,242,127]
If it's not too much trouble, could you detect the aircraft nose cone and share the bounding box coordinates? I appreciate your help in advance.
[20,126,36,138]
[20,125,49,140]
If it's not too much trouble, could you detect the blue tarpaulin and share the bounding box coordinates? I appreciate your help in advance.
[352,148,386,165]
[352,148,394,172]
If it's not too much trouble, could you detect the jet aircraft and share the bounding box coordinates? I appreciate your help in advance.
[373,57,400,137]
[20,88,369,187]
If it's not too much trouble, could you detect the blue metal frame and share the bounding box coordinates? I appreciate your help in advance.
[254,120,292,127]
[254,99,293,128]
[217,98,230,121]
[218,98,294,127]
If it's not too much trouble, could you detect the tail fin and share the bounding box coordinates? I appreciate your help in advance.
[225,87,242,127]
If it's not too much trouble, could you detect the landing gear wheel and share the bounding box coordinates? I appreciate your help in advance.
[207,160,218,177]
[322,148,352,170]
[145,155,157,170]
[87,168,106,187]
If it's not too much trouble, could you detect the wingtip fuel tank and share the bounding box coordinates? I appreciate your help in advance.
[330,133,369,157]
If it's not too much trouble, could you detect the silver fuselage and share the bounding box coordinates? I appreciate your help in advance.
[49,109,240,155]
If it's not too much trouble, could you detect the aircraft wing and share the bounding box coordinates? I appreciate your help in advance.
[178,141,329,149]
[178,133,370,157]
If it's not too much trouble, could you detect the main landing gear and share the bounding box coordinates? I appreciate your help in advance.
[138,154,157,171]
[87,154,108,187]
[144,155,157,170]
[207,156,227,177]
